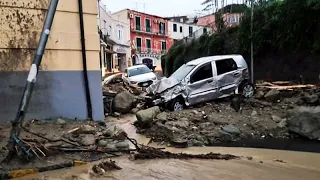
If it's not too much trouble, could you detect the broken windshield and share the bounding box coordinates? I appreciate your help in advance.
[170,64,195,81]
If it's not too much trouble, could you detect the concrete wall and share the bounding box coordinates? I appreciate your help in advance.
[0,0,103,122]
[168,21,212,40]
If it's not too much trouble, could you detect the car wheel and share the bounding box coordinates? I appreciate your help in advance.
[240,82,254,98]
[168,98,184,111]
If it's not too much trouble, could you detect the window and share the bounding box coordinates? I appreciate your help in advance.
[145,18,151,32]
[136,37,142,51]
[173,23,177,32]
[229,17,236,23]
[189,26,193,37]
[190,63,213,83]
[161,41,166,53]
[180,26,183,33]
[135,16,141,30]
[215,58,238,75]
[146,39,151,52]
[118,29,122,40]
[159,22,166,35]
[203,28,207,34]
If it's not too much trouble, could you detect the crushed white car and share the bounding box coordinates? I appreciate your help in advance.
[146,55,254,111]
[123,64,157,87]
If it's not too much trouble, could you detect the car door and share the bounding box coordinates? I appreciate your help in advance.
[186,62,218,105]
[214,58,241,96]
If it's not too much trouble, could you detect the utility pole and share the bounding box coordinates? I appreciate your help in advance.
[250,0,254,84]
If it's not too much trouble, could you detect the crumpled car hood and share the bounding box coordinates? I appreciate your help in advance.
[147,77,180,94]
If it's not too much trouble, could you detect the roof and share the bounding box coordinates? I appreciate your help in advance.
[126,64,148,70]
[186,55,244,66]
[112,8,169,20]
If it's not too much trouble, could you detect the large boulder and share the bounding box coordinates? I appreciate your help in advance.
[136,106,161,127]
[103,125,127,140]
[112,91,135,113]
[264,89,281,102]
[287,108,320,140]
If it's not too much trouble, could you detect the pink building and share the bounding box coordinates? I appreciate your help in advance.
[197,13,242,32]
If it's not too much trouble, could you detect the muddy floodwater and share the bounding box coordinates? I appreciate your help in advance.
[20,114,320,180]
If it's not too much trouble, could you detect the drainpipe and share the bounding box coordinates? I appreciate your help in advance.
[78,0,93,120]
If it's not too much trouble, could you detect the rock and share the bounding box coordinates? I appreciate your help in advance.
[156,112,168,121]
[208,115,228,125]
[79,134,95,146]
[165,120,189,129]
[136,106,161,127]
[271,115,282,123]
[190,139,204,146]
[264,89,281,102]
[98,139,110,147]
[251,110,258,116]
[255,90,265,99]
[112,112,121,117]
[112,91,135,113]
[56,118,66,125]
[288,111,320,140]
[192,110,199,115]
[246,156,253,160]
[221,125,241,135]
[78,125,95,134]
[131,108,139,114]
[305,94,319,105]
[103,125,127,140]
[277,118,288,128]
[199,122,212,129]
[115,141,130,149]
[218,130,233,142]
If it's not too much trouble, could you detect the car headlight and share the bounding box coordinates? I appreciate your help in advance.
[130,81,137,84]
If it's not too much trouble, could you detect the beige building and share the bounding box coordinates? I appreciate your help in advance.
[0,0,104,121]
[98,3,131,77]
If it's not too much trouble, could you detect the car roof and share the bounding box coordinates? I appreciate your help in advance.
[127,64,148,70]
[186,55,245,66]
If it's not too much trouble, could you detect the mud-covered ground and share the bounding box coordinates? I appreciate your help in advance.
[0,119,131,172]
[135,87,320,147]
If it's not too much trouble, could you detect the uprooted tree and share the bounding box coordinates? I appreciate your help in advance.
[162,0,320,82]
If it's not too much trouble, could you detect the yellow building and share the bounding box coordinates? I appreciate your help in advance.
[0,0,104,121]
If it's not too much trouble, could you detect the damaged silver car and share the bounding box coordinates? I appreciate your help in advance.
[146,55,254,111]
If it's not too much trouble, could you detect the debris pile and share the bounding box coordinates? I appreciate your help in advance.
[102,74,151,116]
[92,160,122,175]
[134,82,320,147]
[0,118,132,171]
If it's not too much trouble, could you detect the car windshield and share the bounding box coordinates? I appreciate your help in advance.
[170,64,196,81]
[128,66,151,77]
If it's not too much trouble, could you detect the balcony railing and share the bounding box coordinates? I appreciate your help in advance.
[134,47,167,54]
[132,26,167,36]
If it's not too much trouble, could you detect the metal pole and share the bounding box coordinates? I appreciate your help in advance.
[250,0,254,84]
[11,0,59,136]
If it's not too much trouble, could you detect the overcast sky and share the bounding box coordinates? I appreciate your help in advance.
[102,0,238,17]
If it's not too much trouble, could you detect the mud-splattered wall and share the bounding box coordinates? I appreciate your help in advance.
[0,0,104,122]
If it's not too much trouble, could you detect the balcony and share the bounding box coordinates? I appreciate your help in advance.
[132,26,167,36]
[133,47,166,54]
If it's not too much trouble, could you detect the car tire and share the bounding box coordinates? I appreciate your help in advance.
[239,82,254,98]
[168,98,184,111]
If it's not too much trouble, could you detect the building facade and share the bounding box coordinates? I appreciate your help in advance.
[113,9,173,69]
[168,20,212,42]
[98,4,130,75]
[197,13,242,32]
[0,0,104,122]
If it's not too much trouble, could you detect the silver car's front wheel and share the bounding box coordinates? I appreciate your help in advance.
[241,83,254,98]
[168,98,184,111]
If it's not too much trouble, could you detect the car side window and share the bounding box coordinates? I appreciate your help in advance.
[190,63,213,84]
[216,58,238,75]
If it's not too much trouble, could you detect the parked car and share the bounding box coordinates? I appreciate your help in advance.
[146,55,254,111]
[123,64,157,87]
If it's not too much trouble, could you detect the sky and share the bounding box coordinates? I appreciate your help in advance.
[102,0,238,17]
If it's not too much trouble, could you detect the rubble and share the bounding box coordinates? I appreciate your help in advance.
[134,83,320,146]
[135,106,161,127]
[112,91,136,113]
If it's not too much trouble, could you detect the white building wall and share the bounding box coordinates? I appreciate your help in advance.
[168,21,211,40]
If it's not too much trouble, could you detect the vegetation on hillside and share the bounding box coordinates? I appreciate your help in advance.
[162,0,320,77]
